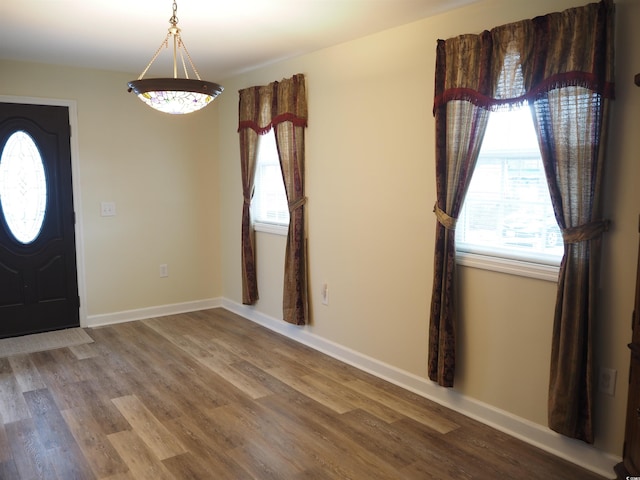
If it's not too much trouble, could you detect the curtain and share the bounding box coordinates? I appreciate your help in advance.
[238,127,259,304]
[429,0,614,442]
[238,84,273,304]
[529,3,614,442]
[238,74,309,324]
[274,76,309,325]
[429,32,493,386]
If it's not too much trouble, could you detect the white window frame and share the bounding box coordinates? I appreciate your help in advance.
[456,251,559,282]
[254,222,288,236]
[252,130,289,236]
[454,107,562,282]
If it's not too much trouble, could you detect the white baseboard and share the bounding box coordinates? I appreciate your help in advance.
[221,298,620,478]
[85,298,223,328]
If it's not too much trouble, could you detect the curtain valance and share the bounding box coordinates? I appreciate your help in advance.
[433,0,614,112]
[238,74,308,134]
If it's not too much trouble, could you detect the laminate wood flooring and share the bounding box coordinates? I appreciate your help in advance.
[0,308,607,479]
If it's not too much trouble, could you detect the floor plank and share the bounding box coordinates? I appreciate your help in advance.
[5,418,58,480]
[61,406,128,478]
[107,429,174,480]
[110,395,187,460]
[0,374,31,424]
[345,377,460,433]
[8,355,46,393]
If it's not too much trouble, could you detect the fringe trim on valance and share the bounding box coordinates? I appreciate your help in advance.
[238,114,308,134]
[433,72,615,113]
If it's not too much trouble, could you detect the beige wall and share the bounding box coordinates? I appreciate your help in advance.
[1,0,638,463]
[217,0,640,458]
[0,63,222,316]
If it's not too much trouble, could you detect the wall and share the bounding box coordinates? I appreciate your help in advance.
[0,62,222,320]
[217,0,640,470]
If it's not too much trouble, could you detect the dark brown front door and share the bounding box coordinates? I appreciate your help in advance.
[0,103,79,338]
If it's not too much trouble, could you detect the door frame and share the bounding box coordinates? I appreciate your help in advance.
[0,95,87,327]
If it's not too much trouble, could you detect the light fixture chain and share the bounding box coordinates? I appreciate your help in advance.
[137,35,170,80]
[179,46,190,80]
[170,0,178,26]
[180,40,203,81]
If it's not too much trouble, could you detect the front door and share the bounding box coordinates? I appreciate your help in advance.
[0,103,79,338]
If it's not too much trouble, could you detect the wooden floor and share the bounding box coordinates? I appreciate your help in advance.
[0,308,607,479]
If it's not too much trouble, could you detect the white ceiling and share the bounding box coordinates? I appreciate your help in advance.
[1,0,479,81]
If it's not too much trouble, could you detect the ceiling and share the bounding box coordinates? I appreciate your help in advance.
[1,0,480,81]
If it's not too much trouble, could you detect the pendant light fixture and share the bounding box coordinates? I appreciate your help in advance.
[127,0,223,114]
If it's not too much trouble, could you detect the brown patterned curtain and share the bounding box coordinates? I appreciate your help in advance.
[238,74,309,324]
[429,0,614,442]
[238,84,273,304]
[429,32,492,386]
[274,76,309,325]
[528,3,615,443]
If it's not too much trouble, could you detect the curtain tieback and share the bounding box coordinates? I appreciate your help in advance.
[433,203,457,230]
[562,219,610,244]
[288,197,307,212]
[243,197,251,206]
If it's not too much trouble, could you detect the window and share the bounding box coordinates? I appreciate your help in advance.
[252,130,289,234]
[456,105,564,278]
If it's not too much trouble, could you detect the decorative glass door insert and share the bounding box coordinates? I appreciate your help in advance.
[0,130,47,244]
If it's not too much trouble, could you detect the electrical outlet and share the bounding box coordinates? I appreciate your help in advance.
[321,283,329,305]
[159,264,168,278]
[598,367,616,396]
[100,201,116,217]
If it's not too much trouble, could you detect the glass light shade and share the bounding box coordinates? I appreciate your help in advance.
[128,78,223,114]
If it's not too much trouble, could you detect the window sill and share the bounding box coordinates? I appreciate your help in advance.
[456,251,559,282]
[254,222,289,236]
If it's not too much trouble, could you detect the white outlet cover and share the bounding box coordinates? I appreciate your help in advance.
[159,264,168,278]
[598,367,616,396]
[100,201,116,217]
